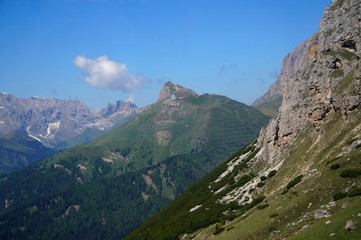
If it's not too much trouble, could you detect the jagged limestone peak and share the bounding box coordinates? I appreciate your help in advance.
[157,81,198,102]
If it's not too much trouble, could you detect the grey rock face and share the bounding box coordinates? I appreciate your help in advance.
[99,100,141,126]
[257,0,361,164]
[345,220,357,231]
[0,93,139,149]
[157,81,198,102]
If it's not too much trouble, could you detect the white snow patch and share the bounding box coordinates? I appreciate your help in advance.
[26,126,43,143]
[40,121,60,138]
[189,205,202,213]
[0,106,4,109]
[0,121,3,124]
[95,122,105,131]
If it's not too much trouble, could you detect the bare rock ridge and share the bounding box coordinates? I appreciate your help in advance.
[99,100,140,126]
[157,81,198,102]
[0,93,139,149]
[258,0,361,164]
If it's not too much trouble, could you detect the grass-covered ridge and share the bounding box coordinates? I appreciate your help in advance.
[0,90,269,239]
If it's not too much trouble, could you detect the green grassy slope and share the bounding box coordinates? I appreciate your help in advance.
[126,39,361,239]
[127,107,361,240]
[0,90,269,239]
[46,94,268,178]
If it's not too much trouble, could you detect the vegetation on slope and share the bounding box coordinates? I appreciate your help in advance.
[0,132,54,175]
[0,91,269,239]
[127,107,361,240]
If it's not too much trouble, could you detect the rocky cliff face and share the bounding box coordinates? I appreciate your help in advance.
[252,38,309,117]
[258,0,361,165]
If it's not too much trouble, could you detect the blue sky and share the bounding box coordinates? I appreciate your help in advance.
[0,0,330,109]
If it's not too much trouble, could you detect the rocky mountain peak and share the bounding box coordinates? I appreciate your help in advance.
[157,81,198,102]
[99,100,140,126]
[99,100,138,118]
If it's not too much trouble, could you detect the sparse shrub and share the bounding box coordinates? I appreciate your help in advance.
[286,175,303,190]
[257,182,266,188]
[228,177,236,185]
[292,191,298,196]
[213,224,225,235]
[244,196,266,210]
[268,170,277,178]
[340,168,361,178]
[257,204,269,210]
[224,213,237,221]
[268,226,278,232]
[348,187,361,197]
[260,176,267,181]
[269,213,278,218]
[330,163,340,170]
[227,226,234,231]
[281,189,288,195]
[333,191,348,201]
[232,173,255,188]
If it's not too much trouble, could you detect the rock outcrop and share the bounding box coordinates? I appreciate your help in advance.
[157,81,198,102]
[258,0,361,164]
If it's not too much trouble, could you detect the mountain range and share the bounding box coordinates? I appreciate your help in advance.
[1,0,360,239]
[0,82,269,239]
[127,0,361,239]
[0,93,139,174]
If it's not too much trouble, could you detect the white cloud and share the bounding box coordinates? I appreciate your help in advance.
[74,55,146,92]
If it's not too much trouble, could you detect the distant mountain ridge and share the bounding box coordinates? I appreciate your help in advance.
[0,93,140,174]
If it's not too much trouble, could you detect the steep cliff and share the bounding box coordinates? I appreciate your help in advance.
[252,38,309,117]
[258,0,361,165]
